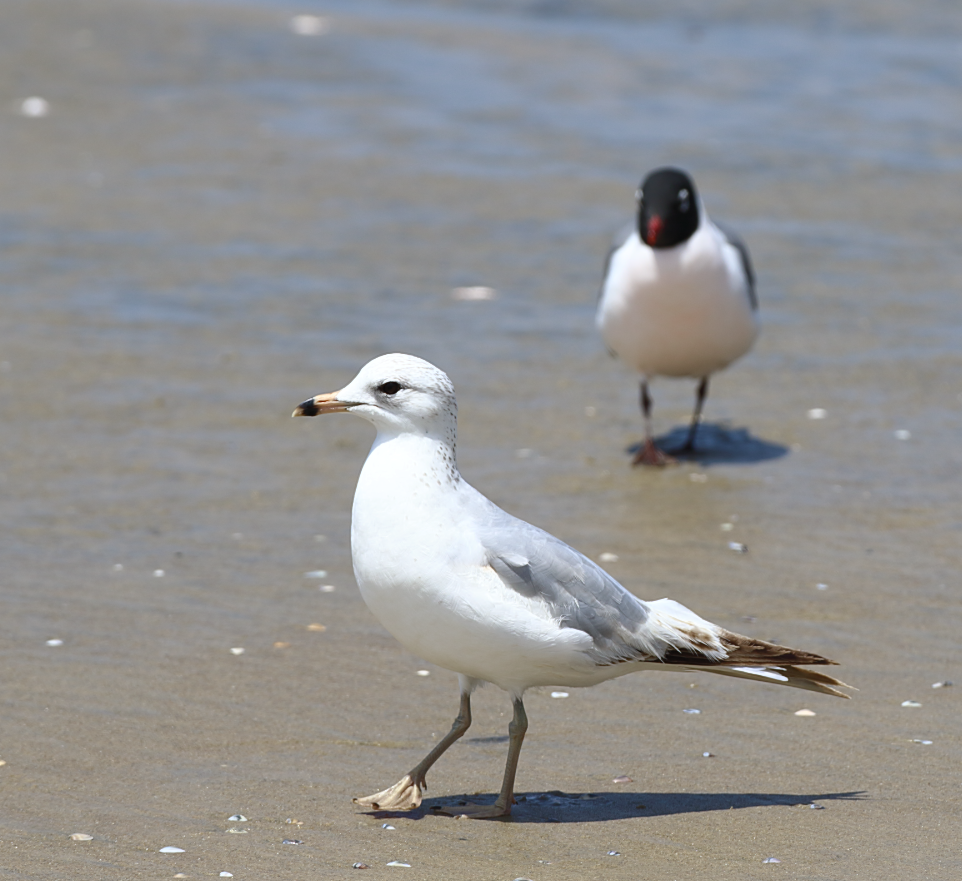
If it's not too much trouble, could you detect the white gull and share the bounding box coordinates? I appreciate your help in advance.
[294,354,849,819]
[597,167,759,466]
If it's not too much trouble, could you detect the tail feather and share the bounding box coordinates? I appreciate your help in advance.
[702,664,853,698]
[663,628,838,669]
[646,601,853,698]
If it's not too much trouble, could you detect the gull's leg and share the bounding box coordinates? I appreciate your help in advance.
[439,697,528,819]
[679,376,710,453]
[632,380,676,466]
[353,690,472,811]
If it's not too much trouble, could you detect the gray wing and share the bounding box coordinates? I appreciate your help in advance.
[713,220,757,311]
[475,499,653,665]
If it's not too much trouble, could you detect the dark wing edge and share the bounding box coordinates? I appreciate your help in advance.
[714,219,757,311]
[661,628,853,698]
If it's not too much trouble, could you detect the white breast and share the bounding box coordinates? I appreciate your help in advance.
[597,222,758,378]
[350,438,613,692]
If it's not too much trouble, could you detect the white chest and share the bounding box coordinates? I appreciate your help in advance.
[597,225,758,377]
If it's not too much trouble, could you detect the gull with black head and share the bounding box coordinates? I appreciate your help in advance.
[294,354,850,819]
[598,167,759,466]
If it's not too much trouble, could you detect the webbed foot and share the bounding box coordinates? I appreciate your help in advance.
[631,438,677,467]
[353,774,424,811]
[436,801,512,819]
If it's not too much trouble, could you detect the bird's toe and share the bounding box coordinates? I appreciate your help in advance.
[353,775,423,811]
[435,801,512,820]
[631,439,678,467]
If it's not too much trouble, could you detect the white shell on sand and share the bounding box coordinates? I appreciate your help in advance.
[289,15,329,36]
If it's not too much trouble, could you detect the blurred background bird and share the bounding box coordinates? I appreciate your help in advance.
[597,167,759,466]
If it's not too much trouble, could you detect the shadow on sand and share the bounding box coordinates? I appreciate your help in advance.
[629,422,789,466]
[363,790,865,824]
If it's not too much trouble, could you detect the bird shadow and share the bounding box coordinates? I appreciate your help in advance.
[629,422,789,466]
[363,790,865,824]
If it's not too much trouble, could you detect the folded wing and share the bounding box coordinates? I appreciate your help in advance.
[476,501,851,698]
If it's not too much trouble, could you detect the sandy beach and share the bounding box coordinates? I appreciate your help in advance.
[1,0,960,877]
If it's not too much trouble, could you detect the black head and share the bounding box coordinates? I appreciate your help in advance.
[636,167,700,249]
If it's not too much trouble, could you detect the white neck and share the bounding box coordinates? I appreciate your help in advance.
[352,430,461,550]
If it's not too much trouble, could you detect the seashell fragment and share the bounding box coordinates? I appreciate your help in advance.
[612,775,632,784]
[159,846,185,853]
[307,623,327,632]
[290,14,329,35]
[69,833,93,841]
[282,838,303,845]
[901,700,922,708]
[353,863,369,869]
[304,570,327,579]
[794,709,816,716]
[451,286,496,301]
[381,824,396,830]
[763,856,782,863]
[416,669,430,677]
[386,861,411,867]
[807,408,827,419]
[229,647,245,655]
[682,708,700,714]
[20,97,50,117]
[550,691,569,698]
[728,541,748,553]
[46,639,63,647]
[599,552,619,563]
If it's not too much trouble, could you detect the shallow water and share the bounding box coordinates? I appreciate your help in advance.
[1,0,961,877]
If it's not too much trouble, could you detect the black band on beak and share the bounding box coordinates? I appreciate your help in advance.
[295,398,320,416]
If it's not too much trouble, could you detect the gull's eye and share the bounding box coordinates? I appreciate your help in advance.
[377,381,402,396]
[678,189,690,212]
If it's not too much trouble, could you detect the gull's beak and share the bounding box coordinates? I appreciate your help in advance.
[292,390,352,417]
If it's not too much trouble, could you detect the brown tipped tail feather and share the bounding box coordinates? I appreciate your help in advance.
[663,629,853,699]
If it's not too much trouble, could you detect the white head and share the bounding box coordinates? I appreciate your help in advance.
[293,354,458,446]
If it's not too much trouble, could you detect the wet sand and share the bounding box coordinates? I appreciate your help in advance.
[1,0,961,877]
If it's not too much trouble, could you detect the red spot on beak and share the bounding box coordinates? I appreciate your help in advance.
[645,214,663,246]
